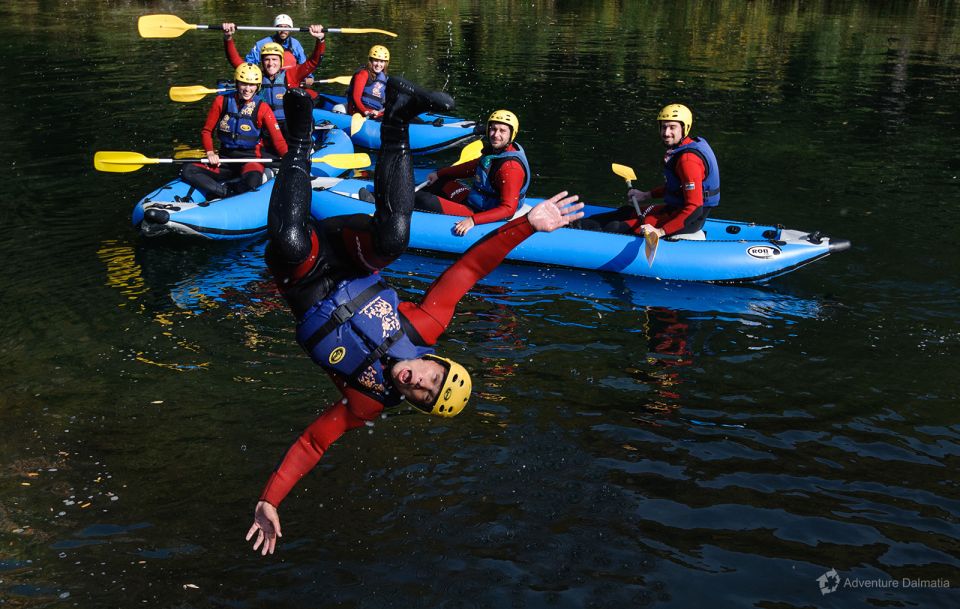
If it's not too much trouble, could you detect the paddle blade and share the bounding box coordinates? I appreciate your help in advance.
[94,151,156,173]
[644,231,659,266]
[611,163,637,183]
[169,85,223,103]
[315,75,353,86]
[350,113,366,136]
[173,146,207,159]
[453,139,484,166]
[336,28,398,38]
[312,153,372,170]
[138,14,194,39]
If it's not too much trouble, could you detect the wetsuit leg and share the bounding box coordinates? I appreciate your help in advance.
[182,163,236,200]
[266,89,317,269]
[367,76,455,261]
[577,205,637,232]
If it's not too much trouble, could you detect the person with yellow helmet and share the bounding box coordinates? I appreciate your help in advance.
[415,109,531,236]
[222,21,326,143]
[345,45,391,118]
[581,103,720,237]
[180,62,289,200]
[244,85,583,556]
[244,14,314,85]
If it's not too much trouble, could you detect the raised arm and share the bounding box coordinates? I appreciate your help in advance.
[400,192,582,343]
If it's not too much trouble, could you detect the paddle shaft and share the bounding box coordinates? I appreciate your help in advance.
[203,25,356,34]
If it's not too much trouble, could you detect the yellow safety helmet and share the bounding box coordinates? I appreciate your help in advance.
[657,103,693,138]
[234,63,263,85]
[260,42,285,60]
[411,354,472,418]
[487,109,519,142]
[368,45,390,61]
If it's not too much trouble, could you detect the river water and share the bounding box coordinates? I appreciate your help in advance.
[1,1,958,607]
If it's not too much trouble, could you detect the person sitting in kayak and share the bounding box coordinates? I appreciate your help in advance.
[415,110,531,236]
[345,45,390,119]
[244,13,315,87]
[180,63,288,201]
[245,85,583,556]
[580,104,720,238]
[222,21,326,143]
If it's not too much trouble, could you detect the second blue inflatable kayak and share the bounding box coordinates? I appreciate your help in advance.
[312,94,479,154]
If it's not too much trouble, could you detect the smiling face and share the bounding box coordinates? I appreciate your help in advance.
[368,58,388,74]
[487,122,513,150]
[236,81,259,101]
[390,357,445,407]
[659,120,685,147]
[262,54,282,76]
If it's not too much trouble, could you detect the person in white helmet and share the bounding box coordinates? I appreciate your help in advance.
[244,13,315,86]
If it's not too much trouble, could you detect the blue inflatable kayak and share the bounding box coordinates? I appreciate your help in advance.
[309,177,851,283]
[312,94,479,154]
[132,125,355,240]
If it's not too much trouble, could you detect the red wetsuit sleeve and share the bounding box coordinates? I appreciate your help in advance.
[257,104,289,157]
[200,96,225,152]
[398,215,536,343]
[470,158,523,225]
[347,71,372,115]
[287,39,325,84]
[656,152,705,235]
[258,374,384,507]
[225,38,244,68]
[436,158,479,181]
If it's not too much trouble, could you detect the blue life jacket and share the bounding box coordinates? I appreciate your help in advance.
[466,143,531,212]
[295,274,434,406]
[347,68,387,111]
[662,137,720,208]
[260,71,289,121]
[246,35,308,66]
[217,95,262,151]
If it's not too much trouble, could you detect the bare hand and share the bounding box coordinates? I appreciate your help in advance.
[206,150,220,167]
[245,500,282,556]
[527,192,584,233]
[425,172,439,185]
[303,77,315,87]
[309,24,325,41]
[222,23,236,38]
[628,188,651,203]
[453,216,475,236]
[640,224,665,238]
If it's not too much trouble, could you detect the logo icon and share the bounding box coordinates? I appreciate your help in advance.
[817,568,840,595]
[747,245,781,259]
[328,347,346,365]
[443,388,452,400]
[239,124,252,132]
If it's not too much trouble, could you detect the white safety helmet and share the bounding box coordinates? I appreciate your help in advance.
[273,14,294,28]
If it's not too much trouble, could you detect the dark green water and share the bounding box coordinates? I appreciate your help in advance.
[1,1,958,607]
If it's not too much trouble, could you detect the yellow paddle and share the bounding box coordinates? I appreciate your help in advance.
[414,139,484,191]
[169,76,353,103]
[138,14,397,39]
[612,163,658,266]
[94,151,372,173]
[350,113,365,136]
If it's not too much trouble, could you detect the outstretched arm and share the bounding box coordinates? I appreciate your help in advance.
[400,192,582,343]
[247,378,384,555]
